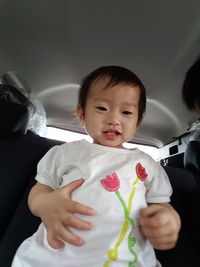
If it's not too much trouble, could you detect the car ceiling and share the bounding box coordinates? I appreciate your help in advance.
[0,0,200,147]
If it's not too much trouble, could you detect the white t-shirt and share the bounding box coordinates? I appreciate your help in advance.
[12,140,172,267]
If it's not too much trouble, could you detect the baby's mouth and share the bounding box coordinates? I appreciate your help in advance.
[102,130,121,136]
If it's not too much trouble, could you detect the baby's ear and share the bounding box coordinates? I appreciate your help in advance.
[76,106,85,125]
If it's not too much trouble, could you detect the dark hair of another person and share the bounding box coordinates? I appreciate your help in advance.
[77,65,146,125]
[182,55,200,112]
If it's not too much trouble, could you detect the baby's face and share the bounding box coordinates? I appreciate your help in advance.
[77,77,140,148]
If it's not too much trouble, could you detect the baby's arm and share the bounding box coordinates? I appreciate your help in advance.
[139,203,181,250]
[28,178,95,249]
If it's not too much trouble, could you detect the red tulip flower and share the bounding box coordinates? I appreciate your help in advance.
[101,172,120,192]
[136,163,148,181]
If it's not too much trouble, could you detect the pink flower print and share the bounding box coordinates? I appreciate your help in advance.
[101,172,120,192]
[136,163,148,181]
[101,171,138,265]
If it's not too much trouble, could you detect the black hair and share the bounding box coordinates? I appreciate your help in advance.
[182,55,200,112]
[78,65,146,125]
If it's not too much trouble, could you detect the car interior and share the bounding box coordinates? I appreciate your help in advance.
[0,1,200,266]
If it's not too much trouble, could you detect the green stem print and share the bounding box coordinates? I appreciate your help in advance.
[101,164,148,267]
[101,175,138,266]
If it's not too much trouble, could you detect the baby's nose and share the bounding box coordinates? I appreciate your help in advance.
[107,120,119,126]
[106,111,120,126]
[106,115,120,126]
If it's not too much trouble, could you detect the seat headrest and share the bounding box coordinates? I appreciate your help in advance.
[184,141,200,172]
[0,99,29,137]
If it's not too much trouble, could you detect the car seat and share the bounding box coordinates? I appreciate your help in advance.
[0,85,63,266]
[155,141,200,266]
[183,140,200,259]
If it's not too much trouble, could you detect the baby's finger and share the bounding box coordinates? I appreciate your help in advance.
[140,208,169,228]
[66,213,92,230]
[58,225,85,246]
[140,204,163,218]
[66,200,95,216]
[47,232,65,249]
[61,179,85,196]
[141,223,171,238]
[140,214,168,228]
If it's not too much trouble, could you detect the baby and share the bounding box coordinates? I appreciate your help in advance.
[12,66,180,267]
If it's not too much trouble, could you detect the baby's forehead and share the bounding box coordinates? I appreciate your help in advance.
[90,75,112,89]
[89,76,139,97]
[90,75,135,92]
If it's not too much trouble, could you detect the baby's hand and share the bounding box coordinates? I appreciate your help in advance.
[139,203,181,250]
[29,179,95,249]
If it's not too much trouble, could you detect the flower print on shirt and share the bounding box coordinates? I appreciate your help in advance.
[101,163,148,267]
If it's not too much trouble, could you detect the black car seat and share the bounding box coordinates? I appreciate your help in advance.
[0,84,63,266]
[155,141,200,266]
[183,140,200,257]
[184,140,200,173]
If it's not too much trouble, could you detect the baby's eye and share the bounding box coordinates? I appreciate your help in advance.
[96,106,107,111]
[122,111,133,115]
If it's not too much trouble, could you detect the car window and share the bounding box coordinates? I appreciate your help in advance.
[46,126,159,161]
